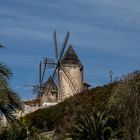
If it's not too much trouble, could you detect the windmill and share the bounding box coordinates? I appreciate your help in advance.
[34,31,82,106]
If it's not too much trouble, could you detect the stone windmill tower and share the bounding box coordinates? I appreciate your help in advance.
[59,45,83,100]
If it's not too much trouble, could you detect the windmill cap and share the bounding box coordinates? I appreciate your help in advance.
[61,45,82,66]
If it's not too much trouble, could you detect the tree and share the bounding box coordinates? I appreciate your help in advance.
[0,45,22,121]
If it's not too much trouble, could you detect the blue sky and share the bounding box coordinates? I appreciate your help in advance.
[0,0,140,100]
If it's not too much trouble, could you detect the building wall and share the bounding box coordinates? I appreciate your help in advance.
[42,91,57,103]
[59,64,83,100]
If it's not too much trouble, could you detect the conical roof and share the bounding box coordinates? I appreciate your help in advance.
[41,76,57,90]
[61,45,82,66]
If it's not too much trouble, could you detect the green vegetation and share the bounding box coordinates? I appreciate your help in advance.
[0,118,40,140]
[25,70,140,140]
[108,71,140,139]
[0,46,22,121]
[25,83,115,134]
[0,45,24,139]
[71,108,121,140]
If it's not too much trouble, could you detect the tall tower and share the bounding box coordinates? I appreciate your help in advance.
[59,45,83,100]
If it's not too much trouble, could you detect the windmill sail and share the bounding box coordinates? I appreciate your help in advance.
[35,31,84,105]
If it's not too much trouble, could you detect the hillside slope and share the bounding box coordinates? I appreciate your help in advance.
[25,71,140,140]
[25,83,116,132]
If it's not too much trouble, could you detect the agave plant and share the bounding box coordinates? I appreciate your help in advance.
[72,108,120,140]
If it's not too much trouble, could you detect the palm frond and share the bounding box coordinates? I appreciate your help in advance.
[0,89,23,121]
[0,44,5,48]
[7,90,23,111]
[0,63,12,80]
[0,46,22,122]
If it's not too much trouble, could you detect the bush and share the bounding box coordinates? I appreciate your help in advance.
[0,118,40,140]
[108,71,140,140]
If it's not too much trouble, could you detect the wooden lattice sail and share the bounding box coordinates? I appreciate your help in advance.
[33,31,90,106]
